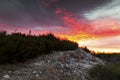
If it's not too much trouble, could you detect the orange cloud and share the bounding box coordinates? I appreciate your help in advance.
[55,9,120,53]
[90,19,120,38]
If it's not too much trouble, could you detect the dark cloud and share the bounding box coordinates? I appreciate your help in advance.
[56,0,110,13]
[0,0,110,28]
[0,0,62,27]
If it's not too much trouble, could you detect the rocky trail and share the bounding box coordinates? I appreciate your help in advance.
[0,48,104,80]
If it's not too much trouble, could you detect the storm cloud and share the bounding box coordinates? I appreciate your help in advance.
[0,0,110,28]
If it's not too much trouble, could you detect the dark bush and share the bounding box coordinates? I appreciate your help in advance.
[93,53,120,63]
[89,64,120,80]
[82,46,91,53]
[0,31,78,64]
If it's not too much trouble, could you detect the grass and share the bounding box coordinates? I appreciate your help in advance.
[89,49,120,80]
[88,63,120,80]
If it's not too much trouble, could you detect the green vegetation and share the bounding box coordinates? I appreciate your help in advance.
[93,53,120,63]
[0,31,78,64]
[89,64,120,80]
[89,51,120,80]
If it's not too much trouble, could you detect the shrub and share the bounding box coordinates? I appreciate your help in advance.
[93,53,120,63]
[82,46,91,53]
[89,64,120,80]
[0,31,78,64]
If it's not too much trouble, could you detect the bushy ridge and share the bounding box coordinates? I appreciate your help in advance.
[0,31,78,64]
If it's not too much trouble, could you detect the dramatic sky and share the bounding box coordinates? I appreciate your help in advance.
[0,0,120,52]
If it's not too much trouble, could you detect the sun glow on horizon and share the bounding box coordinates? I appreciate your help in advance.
[90,48,120,53]
[78,37,120,53]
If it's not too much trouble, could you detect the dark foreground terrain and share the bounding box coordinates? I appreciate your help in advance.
[89,52,120,80]
[0,49,103,80]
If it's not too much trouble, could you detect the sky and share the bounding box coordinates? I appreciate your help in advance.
[0,0,120,52]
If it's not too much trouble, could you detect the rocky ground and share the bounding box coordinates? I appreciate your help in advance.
[0,48,104,80]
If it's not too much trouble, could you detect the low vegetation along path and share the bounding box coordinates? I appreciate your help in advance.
[0,48,104,80]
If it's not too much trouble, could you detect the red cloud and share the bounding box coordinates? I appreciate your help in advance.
[90,19,120,38]
[54,8,120,43]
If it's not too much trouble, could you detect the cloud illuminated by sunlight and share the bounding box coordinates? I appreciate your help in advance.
[78,36,120,53]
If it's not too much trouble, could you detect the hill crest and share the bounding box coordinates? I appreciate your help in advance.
[0,48,104,80]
